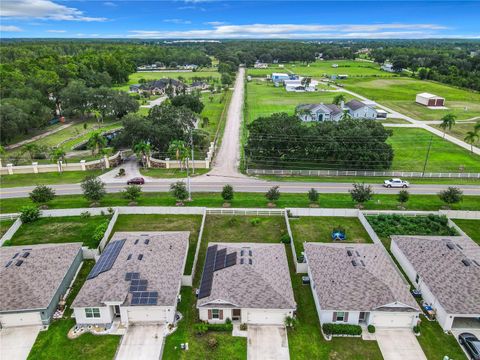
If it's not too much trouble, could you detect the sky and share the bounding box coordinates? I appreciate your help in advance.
[0,0,479,39]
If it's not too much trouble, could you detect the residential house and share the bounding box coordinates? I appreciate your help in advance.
[191,81,210,91]
[304,243,420,328]
[0,243,83,327]
[284,78,319,92]
[131,79,187,96]
[415,93,445,107]
[72,232,188,327]
[381,63,395,72]
[391,235,480,331]
[344,99,378,119]
[197,243,296,325]
[254,62,268,69]
[296,103,343,122]
[271,73,291,83]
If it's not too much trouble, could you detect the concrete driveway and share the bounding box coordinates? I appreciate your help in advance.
[0,326,41,360]
[247,325,289,360]
[375,328,427,360]
[115,324,165,360]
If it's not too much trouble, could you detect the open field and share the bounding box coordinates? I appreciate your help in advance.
[0,170,105,188]
[8,215,110,249]
[338,77,480,120]
[453,219,480,245]
[2,192,480,214]
[286,60,394,78]
[289,216,372,258]
[112,214,202,275]
[432,122,480,142]
[199,90,232,142]
[387,128,480,173]
[28,260,121,360]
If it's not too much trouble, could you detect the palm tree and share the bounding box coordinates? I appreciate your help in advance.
[87,131,107,156]
[333,94,346,106]
[464,131,479,153]
[341,109,352,120]
[168,140,188,170]
[439,113,456,138]
[133,141,152,168]
[301,77,312,90]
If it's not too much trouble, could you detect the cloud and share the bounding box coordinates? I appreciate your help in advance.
[0,25,22,32]
[0,0,107,21]
[128,23,450,39]
[163,18,192,24]
[103,2,117,7]
[46,29,66,33]
[204,21,226,26]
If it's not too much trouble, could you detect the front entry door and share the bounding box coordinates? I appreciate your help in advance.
[232,309,241,321]
[359,312,367,323]
[114,305,121,317]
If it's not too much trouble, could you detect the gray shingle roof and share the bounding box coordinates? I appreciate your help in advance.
[1,243,82,312]
[140,78,185,91]
[392,235,480,315]
[197,243,296,310]
[72,232,188,308]
[345,99,367,111]
[296,103,342,115]
[305,243,418,312]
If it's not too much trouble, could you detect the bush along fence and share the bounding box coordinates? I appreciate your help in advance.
[246,168,480,179]
[149,141,216,170]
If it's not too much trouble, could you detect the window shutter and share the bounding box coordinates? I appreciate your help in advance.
[219,310,224,320]
[332,312,337,322]
[208,309,212,320]
[344,312,349,322]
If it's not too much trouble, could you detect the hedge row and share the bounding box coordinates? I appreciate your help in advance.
[193,322,233,334]
[322,323,362,336]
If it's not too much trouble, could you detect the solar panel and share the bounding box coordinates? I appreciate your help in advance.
[5,260,12,268]
[22,252,30,258]
[225,252,237,267]
[214,248,227,271]
[87,239,126,280]
[130,290,158,306]
[144,239,150,245]
[198,245,218,299]
[131,272,140,280]
[12,253,19,259]
[138,254,143,261]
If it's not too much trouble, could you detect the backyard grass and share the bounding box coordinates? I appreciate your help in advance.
[139,168,209,178]
[289,216,372,258]
[9,215,110,249]
[0,219,14,238]
[338,77,480,120]
[2,192,480,214]
[0,170,105,188]
[453,219,480,245]
[111,214,202,275]
[28,260,121,360]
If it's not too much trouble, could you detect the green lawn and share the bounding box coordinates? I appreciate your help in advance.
[0,170,105,188]
[453,219,480,245]
[338,77,480,120]
[28,260,121,360]
[289,216,372,258]
[432,122,480,142]
[286,60,393,78]
[112,214,202,275]
[199,90,232,142]
[0,219,14,238]
[387,128,480,172]
[2,192,480,214]
[8,216,110,249]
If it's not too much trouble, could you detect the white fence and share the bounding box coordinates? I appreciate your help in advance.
[0,217,22,245]
[206,208,285,216]
[149,142,215,170]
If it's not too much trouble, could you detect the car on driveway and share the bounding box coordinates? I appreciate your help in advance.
[383,178,409,188]
[459,332,480,360]
[127,177,145,185]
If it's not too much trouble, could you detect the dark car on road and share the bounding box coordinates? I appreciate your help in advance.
[459,332,480,360]
[127,177,145,185]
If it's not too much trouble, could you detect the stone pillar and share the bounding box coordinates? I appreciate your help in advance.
[146,155,151,168]
[7,164,13,175]
[205,158,210,169]
[80,160,86,171]
[32,162,38,174]
[104,155,110,169]
[165,158,170,169]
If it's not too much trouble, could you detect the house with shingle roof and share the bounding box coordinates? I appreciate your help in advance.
[197,243,296,325]
[391,235,480,331]
[304,243,419,328]
[296,103,343,122]
[130,78,186,96]
[0,243,83,327]
[72,232,188,327]
[344,99,378,119]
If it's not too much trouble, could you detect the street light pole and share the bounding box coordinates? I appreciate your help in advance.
[186,157,192,201]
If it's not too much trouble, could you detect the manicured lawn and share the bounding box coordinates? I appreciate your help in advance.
[9,216,110,249]
[416,315,467,360]
[289,216,372,258]
[388,128,480,173]
[338,77,480,120]
[432,122,480,142]
[28,260,121,360]
[0,219,14,238]
[453,219,480,245]
[378,118,411,124]
[0,170,105,188]
[2,192,480,214]
[286,59,392,78]
[139,168,209,178]
[112,214,202,275]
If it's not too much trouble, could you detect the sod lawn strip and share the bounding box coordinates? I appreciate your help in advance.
[0,219,14,238]
[9,216,110,249]
[2,192,480,214]
[452,219,480,245]
[111,214,202,275]
[0,170,105,188]
[28,260,121,360]
[289,216,372,258]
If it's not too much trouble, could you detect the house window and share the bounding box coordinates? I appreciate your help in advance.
[212,309,220,319]
[336,312,345,322]
[415,274,420,284]
[85,308,101,318]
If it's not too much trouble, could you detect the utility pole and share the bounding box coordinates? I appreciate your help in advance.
[190,129,195,174]
[186,157,192,201]
[422,135,433,178]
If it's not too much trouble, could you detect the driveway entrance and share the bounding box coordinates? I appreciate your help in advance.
[115,324,165,360]
[376,328,427,360]
[247,325,289,360]
[0,326,41,360]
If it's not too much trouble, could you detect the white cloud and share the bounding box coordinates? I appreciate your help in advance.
[163,19,192,25]
[204,21,226,26]
[0,0,107,21]
[46,29,66,33]
[0,25,22,32]
[103,2,117,7]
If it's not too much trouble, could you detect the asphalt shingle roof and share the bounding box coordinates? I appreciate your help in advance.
[72,232,188,308]
[345,99,367,111]
[305,243,418,312]
[0,243,82,312]
[392,235,480,315]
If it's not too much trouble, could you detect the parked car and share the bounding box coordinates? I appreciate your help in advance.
[127,177,145,185]
[459,332,480,360]
[383,178,409,188]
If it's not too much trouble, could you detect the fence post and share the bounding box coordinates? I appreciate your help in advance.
[32,162,38,174]
[7,164,13,175]
[104,155,110,169]
[80,160,86,171]
[165,158,170,169]
[205,158,209,169]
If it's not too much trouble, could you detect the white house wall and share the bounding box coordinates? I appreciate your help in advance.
[350,107,377,119]
[73,306,113,325]
[199,307,292,325]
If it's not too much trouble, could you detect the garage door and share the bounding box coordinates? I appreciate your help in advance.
[246,311,286,325]
[0,312,42,327]
[126,308,167,324]
[371,313,414,328]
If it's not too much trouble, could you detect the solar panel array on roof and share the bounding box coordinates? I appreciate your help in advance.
[131,291,158,306]
[125,272,140,281]
[22,252,30,258]
[198,245,237,299]
[214,248,227,271]
[87,239,126,280]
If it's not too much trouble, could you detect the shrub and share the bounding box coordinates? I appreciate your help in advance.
[438,186,463,205]
[107,207,115,215]
[367,325,376,333]
[3,240,12,246]
[250,217,261,226]
[349,183,373,205]
[280,234,291,244]
[239,323,247,331]
[265,186,280,202]
[193,323,208,335]
[285,316,297,329]
[207,337,218,349]
[397,189,409,205]
[118,168,125,176]
[413,325,420,334]
[29,185,55,204]
[170,181,189,202]
[92,221,109,245]
[206,323,233,332]
[20,206,40,223]
[221,184,234,202]
[307,188,319,203]
[322,323,362,336]
[123,185,142,202]
[81,176,106,203]
[80,211,91,219]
